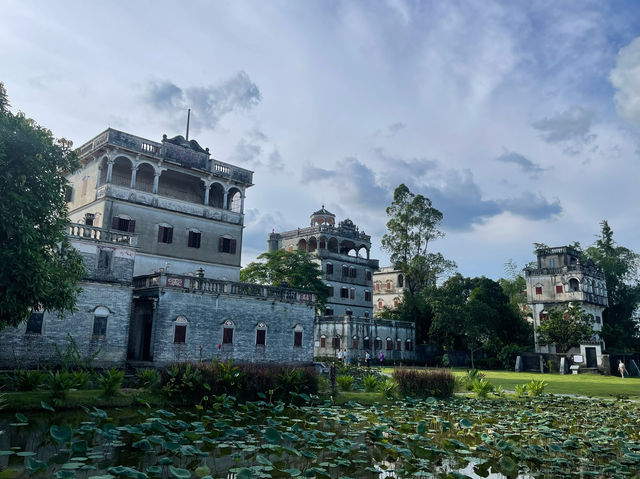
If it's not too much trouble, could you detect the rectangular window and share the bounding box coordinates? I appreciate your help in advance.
[364,291,371,301]
[174,325,186,343]
[25,312,44,335]
[93,316,107,338]
[98,249,113,273]
[326,263,333,275]
[366,271,372,281]
[294,331,303,347]
[328,286,334,297]
[188,231,201,248]
[556,285,563,294]
[64,187,73,202]
[350,268,357,278]
[535,286,543,295]
[85,213,95,226]
[219,237,237,254]
[158,226,173,243]
[325,308,334,316]
[386,282,392,290]
[405,340,413,351]
[349,289,355,300]
[386,339,393,350]
[256,329,266,346]
[375,338,382,350]
[223,328,234,344]
[363,338,370,349]
[332,337,340,349]
[595,316,601,324]
[112,216,136,232]
[320,336,326,348]
[342,266,349,277]
[352,338,359,349]
[375,283,380,291]
[340,288,349,299]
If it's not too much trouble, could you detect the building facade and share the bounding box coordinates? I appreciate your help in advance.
[0,129,316,368]
[373,267,406,313]
[267,207,416,361]
[524,246,608,368]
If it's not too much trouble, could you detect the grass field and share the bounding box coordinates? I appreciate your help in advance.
[380,367,640,398]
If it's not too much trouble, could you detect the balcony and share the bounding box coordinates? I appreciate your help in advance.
[132,273,315,304]
[277,224,371,242]
[68,223,136,246]
[77,128,253,186]
[96,184,242,224]
[316,250,379,269]
[524,263,605,280]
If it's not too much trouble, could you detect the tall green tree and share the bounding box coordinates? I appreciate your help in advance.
[0,83,85,329]
[586,221,640,351]
[536,303,595,354]
[240,249,329,309]
[381,184,456,343]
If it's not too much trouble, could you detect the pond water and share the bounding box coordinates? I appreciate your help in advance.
[0,395,638,478]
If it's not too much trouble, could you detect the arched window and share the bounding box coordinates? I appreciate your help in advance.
[386,281,392,291]
[326,262,333,275]
[375,337,382,350]
[93,306,110,338]
[346,308,353,316]
[293,324,303,347]
[377,299,383,309]
[393,298,399,308]
[569,278,580,292]
[222,320,234,344]
[352,335,359,349]
[320,335,326,348]
[256,321,267,346]
[363,336,371,349]
[386,338,393,350]
[396,338,402,350]
[174,316,188,343]
[405,339,413,351]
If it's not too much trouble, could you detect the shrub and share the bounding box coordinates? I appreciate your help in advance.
[70,370,91,389]
[498,345,522,370]
[459,369,485,391]
[362,374,379,392]
[379,379,397,399]
[492,385,506,398]
[514,384,528,397]
[527,379,547,397]
[472,378,494,398]
[136,368,160,390]
[48,371,76,405]
[393,368,455,398]
[336,375,354,391]
[11,369,46,391]
[98,368,124,397]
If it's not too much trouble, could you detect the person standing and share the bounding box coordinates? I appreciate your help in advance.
[379,351,384,368]
[619,360,628,378]
[365,351,371,368]
[337,350,343,363]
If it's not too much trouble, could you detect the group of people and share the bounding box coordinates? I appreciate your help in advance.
[337,350,385,368]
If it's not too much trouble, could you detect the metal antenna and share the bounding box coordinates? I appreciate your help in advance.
[186,108,191,141]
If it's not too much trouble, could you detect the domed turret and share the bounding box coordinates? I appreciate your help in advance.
[310,205,335,227]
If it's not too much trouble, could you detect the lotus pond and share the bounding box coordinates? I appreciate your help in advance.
[1,394,639,479]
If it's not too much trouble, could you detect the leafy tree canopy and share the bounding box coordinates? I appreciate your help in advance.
[240,249,329,309]
[585,220,640,351]
[0,83,85,329]
[536,303,595,354]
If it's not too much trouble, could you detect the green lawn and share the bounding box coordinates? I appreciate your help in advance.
[381,367,640,398]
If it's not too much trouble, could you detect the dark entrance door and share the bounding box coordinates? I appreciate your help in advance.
[142,312,153,361]
[585,347,597,368]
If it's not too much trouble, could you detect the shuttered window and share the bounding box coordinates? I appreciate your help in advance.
[174,325,186,343]
[294,331,303,347]
[219,237,237,254]
[111,216,135,232]
[223,328,234,344]
[256,329,266,346]
[188,231,201,248]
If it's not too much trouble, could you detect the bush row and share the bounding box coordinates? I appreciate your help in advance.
[393,368,455,398]
[160,361,318,405]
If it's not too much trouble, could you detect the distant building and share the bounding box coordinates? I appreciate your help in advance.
[524,246,608,368]
[373,266,406,313]
[0,129,316,368]
[267,207,416,362]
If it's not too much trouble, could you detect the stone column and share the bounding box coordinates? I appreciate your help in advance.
[223,191,229,210]
[95,163,103,188]
[130,166,138,189]
[106,158,115,184]
[240,192,245,214]
[203,180,211,205]
[152,171,161,194]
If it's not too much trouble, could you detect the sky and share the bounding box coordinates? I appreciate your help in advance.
[2,0,638,280]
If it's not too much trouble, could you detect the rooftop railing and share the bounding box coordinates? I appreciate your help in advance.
[275,224,371,242]
[132,273,315,304]
[524,264,605,280]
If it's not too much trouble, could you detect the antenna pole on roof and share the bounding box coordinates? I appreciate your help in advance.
[186,108,191,141]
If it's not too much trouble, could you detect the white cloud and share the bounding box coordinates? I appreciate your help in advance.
[610,36,640,128]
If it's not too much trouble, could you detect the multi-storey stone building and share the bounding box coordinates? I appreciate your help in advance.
[0,129,316,368]
[267,208,416,362]
[524,246,608,368]
[373,266,406,313]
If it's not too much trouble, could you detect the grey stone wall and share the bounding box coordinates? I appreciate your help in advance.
[150,290,315,365]
[0,281,133,368]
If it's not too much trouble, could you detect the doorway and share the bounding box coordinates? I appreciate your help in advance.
[585,347,597,368]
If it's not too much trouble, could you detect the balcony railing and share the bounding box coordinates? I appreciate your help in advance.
[77,128,253,185]
[276,224,371,242]
[68,223,136,246]
[316,250,379,268]
[524,264,605,280]
[133,273,315,304]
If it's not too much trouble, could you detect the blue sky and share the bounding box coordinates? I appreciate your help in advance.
[2,0,638,280]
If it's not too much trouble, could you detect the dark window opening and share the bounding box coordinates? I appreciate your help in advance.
[364,311,369,318]
[25,312,43,335]
[375,338,382,350]
[350,267,357,278]
[386,339,393,350]
[320,336,326,348]
[158,226,173,243]
[93,316,107,338]
[85,213,94,226]
[326,263,333,275]
[365,271,372,281]
[363,337,370,349]
[219,237,237,254]
[349,289,355,300]
[174,325,187,343]
[535,286,542,295]
[332,337,340,349]
[556,285,563,294]
[342,266,349,277]
[98,249,113,272]
[405,340,413,351]
[328,286,334,297]
[364,291,371,301]
[294,331,303,347]
[188,231,201,248]
[256,329,266,346]
[325,308,334,316]
[112,216,135,232]
[346,309,353,316]
[398,274,404,287]
[396,339,402,350]
[352,338,359,349]
[223,327,234,344]
[340,287,349,299]
[64,187,73,202]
